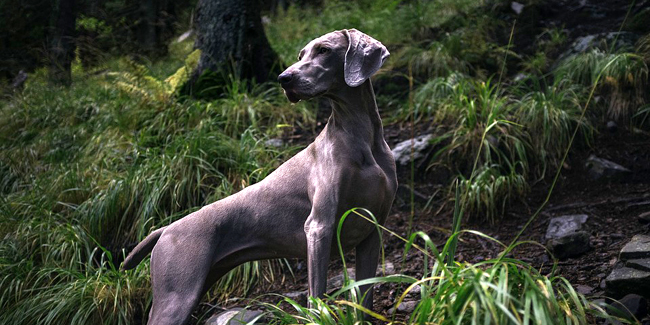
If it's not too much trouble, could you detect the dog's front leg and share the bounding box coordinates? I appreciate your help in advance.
[304,200,337,306]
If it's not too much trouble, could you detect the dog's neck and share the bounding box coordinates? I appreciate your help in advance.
[324,80,384,145]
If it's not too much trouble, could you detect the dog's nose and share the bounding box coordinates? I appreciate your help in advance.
[278,72,293,85]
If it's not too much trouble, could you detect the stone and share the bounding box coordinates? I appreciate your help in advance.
[627,259,650,272]
[327,268,355,292]
[376,261,396,276]
[545,214,589,240]
[397,300,419,313]
[585,155,631,181]
[607,294,648,322]
[575,284,594,295]
[510,2,524,15]
[205,308,265,325]
[284,290,308,306]
[391,134,433,166]
[620,235,650,260]
[547,231,591,259]
[606,120,618,133]
[638,211,650,224]
[11,70,28,89]
[388,300,419,314]
[605,267,650,299]
[176,30,193,43]
[264,138,284,148]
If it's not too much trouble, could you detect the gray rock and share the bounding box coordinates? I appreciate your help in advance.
[620,235,650,260]
[176,30,193,43]
[376,261,395,276]
[11,70,28,89]
[561,32,639,60]
[627,259,650,272]
[391,134,433,166]
[327,268,355,292]
[607,294,648,322]
[605,267,650,299]
[510,2,524,15]
[388,300,419,314]
[545,214,589,240]
[585,155,631,181]
[547,231,591,259]
[606,120,618,133]
[397,300,418,313]
[575,284,594,295]
[264,138,284,148]
[284,290,308,306]
[205,308,265,325]
[638,211,650,224]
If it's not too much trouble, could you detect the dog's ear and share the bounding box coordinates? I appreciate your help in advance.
[343,29,390,87]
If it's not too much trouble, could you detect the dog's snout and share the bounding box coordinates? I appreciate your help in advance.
[278,72,294,85]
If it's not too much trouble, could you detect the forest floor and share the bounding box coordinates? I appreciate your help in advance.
[227,124,650,322]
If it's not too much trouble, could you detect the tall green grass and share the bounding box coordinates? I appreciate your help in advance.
[0,43,311,323]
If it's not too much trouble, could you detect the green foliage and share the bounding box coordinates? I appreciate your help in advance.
[554,49,649,123]
[0,45,309,323]
[262,215,616,324]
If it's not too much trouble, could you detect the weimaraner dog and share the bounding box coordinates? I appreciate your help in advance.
[121,28,397,325]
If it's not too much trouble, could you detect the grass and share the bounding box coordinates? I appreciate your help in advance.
[1,0,650,323]
[259,212,618,324]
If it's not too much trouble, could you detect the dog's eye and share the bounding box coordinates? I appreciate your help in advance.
[318,47,330,55]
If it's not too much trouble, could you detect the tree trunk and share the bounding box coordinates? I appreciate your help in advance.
[137,0,158,55]
[189,0,280,96]
[49,0,76,85]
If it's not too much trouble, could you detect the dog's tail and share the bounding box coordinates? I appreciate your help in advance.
[121,226,167,270]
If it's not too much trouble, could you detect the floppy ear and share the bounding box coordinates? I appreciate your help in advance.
[343,29,390,87]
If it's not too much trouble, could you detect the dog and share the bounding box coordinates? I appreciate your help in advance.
[121,28,397,325]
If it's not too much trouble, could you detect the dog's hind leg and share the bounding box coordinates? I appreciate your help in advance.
[147,233,215,325]
[355,230,381,311]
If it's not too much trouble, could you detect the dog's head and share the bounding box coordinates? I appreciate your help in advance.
[278,29,389,103]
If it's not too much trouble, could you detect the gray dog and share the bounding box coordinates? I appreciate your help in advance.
[122,29,397,325]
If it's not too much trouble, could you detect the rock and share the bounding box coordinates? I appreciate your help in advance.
[585,155,631,181]
[11,70,28,89]
[376,261,396,276]
[176,30,193,43]
[510,1,524,15]
[545,214,589,240]
[627,259,650,272]
[264,138,284,148]
[388,300,419,314]
[391,134,433,166]
[397,300,418,313]
[638,211,650,224]
[575,284,594,295]
[620,235,650,260]
[606,120,618,133]
[607,294,648,322]
[605,267,650,299]
[407,284,422,296]
[205,308,265,325]
[327,268,355,292]
[284,290,308,306]
[561,32,639,59]
[547,231,591,259]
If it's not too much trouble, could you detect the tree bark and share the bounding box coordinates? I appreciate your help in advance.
[49,0,76,85]
[189,0,281,96]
